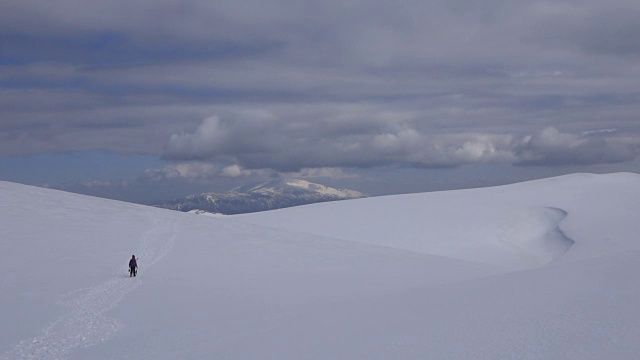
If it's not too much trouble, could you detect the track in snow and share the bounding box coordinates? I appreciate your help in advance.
[0,217,176,360]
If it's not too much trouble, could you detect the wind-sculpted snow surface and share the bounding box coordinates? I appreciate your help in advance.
[2,173,640,359]
[234,173,636,270]
[497,206,573,267]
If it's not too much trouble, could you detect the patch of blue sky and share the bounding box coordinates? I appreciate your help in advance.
[0,58,23,66]
[0,77,89,90]
[0,151,164,187]
[2,28,280,67]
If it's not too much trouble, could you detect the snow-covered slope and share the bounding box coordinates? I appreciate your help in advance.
[234,173,640,269]
[2,173,640,359]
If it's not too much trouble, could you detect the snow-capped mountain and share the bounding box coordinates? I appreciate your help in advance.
[156,179,366,214]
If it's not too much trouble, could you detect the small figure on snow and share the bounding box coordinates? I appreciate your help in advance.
[129,255,138,277]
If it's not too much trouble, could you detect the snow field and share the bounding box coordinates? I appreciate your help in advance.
[0,184,178,359]
[2,173,640,359]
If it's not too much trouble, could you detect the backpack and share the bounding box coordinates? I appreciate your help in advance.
[129,258,137,267]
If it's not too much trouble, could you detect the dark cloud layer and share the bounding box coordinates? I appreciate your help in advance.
[515,127,639,166]
[1,0,640,178]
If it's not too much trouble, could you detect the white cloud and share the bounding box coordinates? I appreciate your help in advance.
[162,115,640,171]
[454,141,498,162]
[221,165,253,177]
[286,167,358,179]
[515,127,639,166]
[174,163,217,178]
[373,133,401,153]
[165,116,228,160]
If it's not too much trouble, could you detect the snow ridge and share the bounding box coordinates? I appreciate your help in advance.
[497,207,574,267]
[0,217,177,360]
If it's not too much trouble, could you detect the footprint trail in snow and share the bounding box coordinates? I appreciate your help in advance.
[0,217,176,360]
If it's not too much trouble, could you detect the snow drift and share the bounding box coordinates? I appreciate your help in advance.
[2,173,640,359]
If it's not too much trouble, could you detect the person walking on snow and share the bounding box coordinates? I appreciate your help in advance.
[129,255,138,277]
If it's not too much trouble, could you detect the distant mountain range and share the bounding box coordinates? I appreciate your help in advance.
[155,179,366,215]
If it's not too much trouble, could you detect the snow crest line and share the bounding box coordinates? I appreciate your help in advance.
[0,217,177,360]
[497,206,574,268]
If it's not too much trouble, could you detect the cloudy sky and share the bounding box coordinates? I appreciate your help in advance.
[1,0,640,204]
